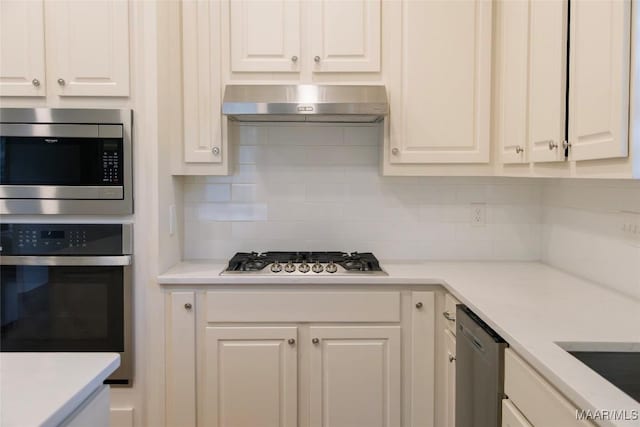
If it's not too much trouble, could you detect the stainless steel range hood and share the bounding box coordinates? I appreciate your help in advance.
[222,85,388,123]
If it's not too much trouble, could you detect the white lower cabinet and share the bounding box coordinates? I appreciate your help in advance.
[166,289,435,427]
[204,326,298,427]
[504,348,596,427]
[309,326,401,427]
[443,329,456,427]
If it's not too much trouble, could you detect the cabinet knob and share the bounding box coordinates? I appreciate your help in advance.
[314,56,321,63]
[57,78,66,86]
[212,146,220,156]
[563,140,571,150]
[448,353,456,363]
[548,140,558,150]
[291,55,298,63]
[415,302,423,309]
[32,78,41,87]
[515,146,524,154]
[288,338,295,345]
[312,338,320,344]
[442,311,455,322]
[184,303,192,310]
[391,148,399,156]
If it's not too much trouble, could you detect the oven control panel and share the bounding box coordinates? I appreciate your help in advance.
[0,224,128,255]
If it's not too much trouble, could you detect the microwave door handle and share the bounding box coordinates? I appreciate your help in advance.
[0,255,132,266]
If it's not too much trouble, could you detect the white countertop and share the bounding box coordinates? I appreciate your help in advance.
[0,353,120,427]
[159,260,640,426]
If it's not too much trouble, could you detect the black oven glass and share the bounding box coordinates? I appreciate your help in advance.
[0,136,123,186]
[1,265,124,351]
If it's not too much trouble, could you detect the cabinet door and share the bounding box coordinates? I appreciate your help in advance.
[444,329,456,427]
[309,326,401,427]
[568,0,631,161]
[502,399,533,427]
[204,326,298,427]
[389,0,492,163]
[166,292,196,427]
[499,0,529,164]
[528,0,568,163]
[0,0,45,96]
[229,0,300,72]
[182,0,224,164]
[310,0,381,73]
[47,0,130,97]
[410,292,435,427]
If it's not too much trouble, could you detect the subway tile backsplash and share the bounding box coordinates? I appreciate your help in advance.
[183,124,542,261]
[541,179,640,300]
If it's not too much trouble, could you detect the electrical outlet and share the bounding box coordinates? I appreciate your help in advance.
[470,203,486,227]
[620,211,640,245]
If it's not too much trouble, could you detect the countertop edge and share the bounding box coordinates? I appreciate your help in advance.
[42,354,120,427]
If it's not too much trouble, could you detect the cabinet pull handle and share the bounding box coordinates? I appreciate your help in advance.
[57,78,66,86]
[415,302,423,309]
[288,338,295,345]
[515,146,524,154]
[184,303,192,310]
[548,140,558,150]
[442,311,455,322]
[312,338,320,344]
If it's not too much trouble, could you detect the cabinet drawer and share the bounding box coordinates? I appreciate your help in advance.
[443,293,460,335]
[505,349,596,427]
[205,291,401,323]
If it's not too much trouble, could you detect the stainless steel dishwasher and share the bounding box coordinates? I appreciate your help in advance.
[455,305,508,427]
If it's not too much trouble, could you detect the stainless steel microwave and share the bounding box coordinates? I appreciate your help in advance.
[0,108,133,215]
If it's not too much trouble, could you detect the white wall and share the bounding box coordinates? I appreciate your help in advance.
[182,124,542,261]
[541,179,640,300]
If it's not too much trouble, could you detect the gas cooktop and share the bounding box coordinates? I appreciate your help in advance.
[220,251,387,276]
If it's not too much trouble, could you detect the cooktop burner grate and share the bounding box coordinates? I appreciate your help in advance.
[221,251,386,276]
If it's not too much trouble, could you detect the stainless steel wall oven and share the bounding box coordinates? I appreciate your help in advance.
[0,108,132,215]
[0,223,133,385]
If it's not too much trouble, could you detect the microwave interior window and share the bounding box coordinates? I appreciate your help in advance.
[0,136,122,186]
[1,265,125,351]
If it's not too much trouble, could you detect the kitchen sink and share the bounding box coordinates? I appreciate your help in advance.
[558,342,640,403]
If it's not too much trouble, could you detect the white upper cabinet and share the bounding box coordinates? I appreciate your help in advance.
[182,0,224,164]
[568,0,631,161]
[528,0,567,163]
[310,0,381,73]
[0,0,46,96]
[47,0,130,97]
[230,0,301,73]
[388,0,492,164]
[499,0,529,164]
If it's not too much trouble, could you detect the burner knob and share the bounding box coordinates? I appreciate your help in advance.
[312,262,324,273]
[284,262,296,273]
[298,262,310,273]
[270,262,283,273]
[325,262,338,274]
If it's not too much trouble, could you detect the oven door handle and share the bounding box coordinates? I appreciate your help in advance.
[0,255,132,266]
